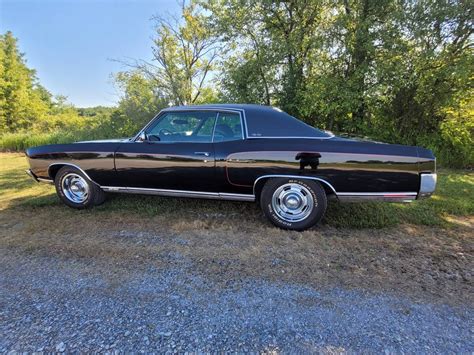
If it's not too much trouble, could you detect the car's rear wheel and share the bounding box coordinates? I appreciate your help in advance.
[54,166,105,209]
[260,177,327,231]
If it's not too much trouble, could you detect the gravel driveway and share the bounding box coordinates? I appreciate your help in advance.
[1,241,472,353]
[1,199,473,353]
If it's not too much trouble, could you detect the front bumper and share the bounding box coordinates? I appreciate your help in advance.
[418,173,437,199]
[26,169,39,182]
[25,169,53,184]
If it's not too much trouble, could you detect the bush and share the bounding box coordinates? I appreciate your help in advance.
[0,107,137,152]
[418,137,473,169]
[0,131,83,151]
[414,98,474,169]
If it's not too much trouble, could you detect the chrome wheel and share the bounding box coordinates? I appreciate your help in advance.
[61,173,89,203]
[271,183,314,222]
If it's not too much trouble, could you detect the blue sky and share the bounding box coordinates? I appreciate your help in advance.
[0,0,180,107]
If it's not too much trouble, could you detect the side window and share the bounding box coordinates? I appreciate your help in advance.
[146,111,217,142]
[213,112,243,142]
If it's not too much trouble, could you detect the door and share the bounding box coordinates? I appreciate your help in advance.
[211,111,251,193]
[114,111,217,191]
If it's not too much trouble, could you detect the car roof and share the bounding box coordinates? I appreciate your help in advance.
[162,103,278,112]
[162,104,333,139]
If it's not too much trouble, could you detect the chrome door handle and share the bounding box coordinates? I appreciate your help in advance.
[194,152,210,157]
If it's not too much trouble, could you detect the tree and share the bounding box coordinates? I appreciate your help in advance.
[128,2,220,106]
[203,0,326,117]
[0,31,49,132]
[218,53,275,104]
[378,0,474,142]
[114,71,169,132]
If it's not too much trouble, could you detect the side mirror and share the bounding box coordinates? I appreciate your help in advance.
[137,131,148,142]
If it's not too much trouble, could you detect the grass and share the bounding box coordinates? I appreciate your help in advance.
[1,152,473,228]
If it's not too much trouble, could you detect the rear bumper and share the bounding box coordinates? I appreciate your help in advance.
[418,173,437,199]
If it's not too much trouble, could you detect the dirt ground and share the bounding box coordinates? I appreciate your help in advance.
[1,204,472,307]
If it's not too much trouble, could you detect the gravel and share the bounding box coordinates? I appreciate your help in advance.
[1,250,472,353]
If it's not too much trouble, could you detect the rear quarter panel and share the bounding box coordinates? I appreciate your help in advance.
[218,138,429,194]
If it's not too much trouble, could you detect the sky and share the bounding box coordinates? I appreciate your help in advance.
[0,0,180,107]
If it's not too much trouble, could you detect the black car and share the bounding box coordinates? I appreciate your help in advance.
[25,104,437,230]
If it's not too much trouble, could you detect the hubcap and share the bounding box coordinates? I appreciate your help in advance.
[61,173,89,203]
[271,183,314,222]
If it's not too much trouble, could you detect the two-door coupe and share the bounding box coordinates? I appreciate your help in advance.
[25,104,437,230]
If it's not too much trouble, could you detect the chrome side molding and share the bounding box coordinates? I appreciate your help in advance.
[38,178,54,184]
[418,173,437,199]
[101,186,255,202]
[219,192,255,201]
[337,192,417,203]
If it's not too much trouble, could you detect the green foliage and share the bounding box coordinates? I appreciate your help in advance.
[125,2,220,106]
[415,95,474,168]
[204,0,473,167]
[114,71,167,133]
[0,131,81,151]
[0,31,50,132]
[0,31,138,151]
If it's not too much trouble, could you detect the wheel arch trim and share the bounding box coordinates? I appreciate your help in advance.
[47,163,100,186]
[253,175,337,197]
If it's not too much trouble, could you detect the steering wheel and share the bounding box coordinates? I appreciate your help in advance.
[147,134,160,142]
[159,128,173,136]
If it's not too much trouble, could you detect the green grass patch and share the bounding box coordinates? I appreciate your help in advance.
[0,127,122,152]
[1,153,472,228]
[0,132,82,151]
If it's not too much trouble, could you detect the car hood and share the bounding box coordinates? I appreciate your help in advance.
[75,138,131,143]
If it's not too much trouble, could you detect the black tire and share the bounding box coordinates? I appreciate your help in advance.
[54,166,105,209]
[260,177,327,231]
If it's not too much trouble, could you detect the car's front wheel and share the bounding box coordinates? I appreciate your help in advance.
[54,166,105,209]
[260,177,327,231]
